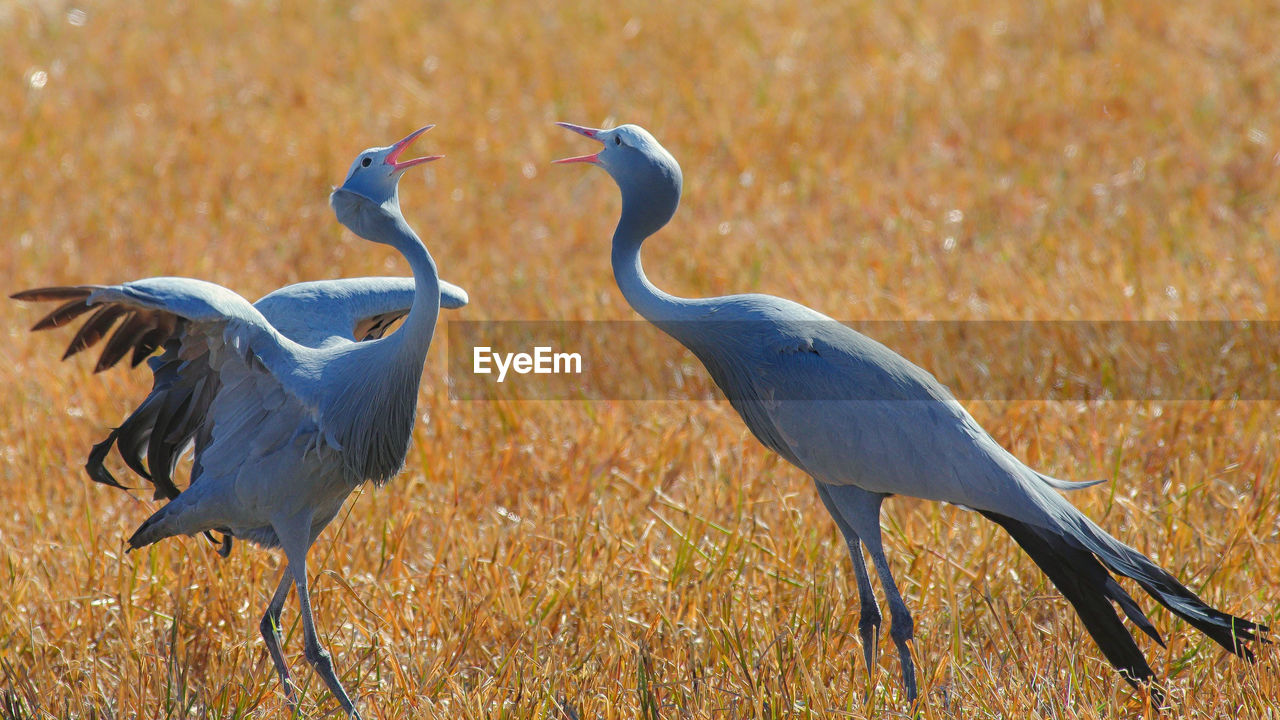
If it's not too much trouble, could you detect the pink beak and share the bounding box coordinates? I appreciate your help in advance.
[553,122,604,164]
[386,125,443,171]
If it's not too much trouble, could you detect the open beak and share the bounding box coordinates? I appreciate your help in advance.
[387,125,443,171]
[553,122,604,164]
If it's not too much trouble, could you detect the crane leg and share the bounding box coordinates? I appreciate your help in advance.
[276,516,363,719]
[814,481,882,684]
[822,484,918,703]
[260,565,298,708]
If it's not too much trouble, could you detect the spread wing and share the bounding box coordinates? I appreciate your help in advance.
[254,276,469,348]
[14,278,324,554]
[13,274,463,503]
[14,285,180,372]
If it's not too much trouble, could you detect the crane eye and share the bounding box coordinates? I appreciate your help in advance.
[361,157,372,167]
[614,136,622,146]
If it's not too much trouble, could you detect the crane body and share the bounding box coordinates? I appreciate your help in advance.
[15,126,454,718]
[555,121,1266,703]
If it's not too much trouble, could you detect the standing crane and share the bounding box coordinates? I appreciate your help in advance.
[554,121,1266,702]
[14,126,454,718]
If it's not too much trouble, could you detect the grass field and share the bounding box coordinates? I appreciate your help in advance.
[3,0,1278,717]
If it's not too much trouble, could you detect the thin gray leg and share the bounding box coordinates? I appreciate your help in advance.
[814,480,882,682]
[260,566,298,708]
[825,484,918,702]
[276,515,363,719]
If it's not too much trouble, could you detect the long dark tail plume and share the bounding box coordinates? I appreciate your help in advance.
[1071,514,1268,659]
[982,511,1159,688]
[982,509,1268,693]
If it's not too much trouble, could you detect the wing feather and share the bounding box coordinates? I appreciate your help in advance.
[254,276,467,348]
[131,325,172,366]
[14,274,463,554]
[84,278,319,404]
[31,295,98,331]
[63,303,129,360]
[12,286,98,303]
[670,299,1055,516]
[354,310,408,341]
[16,277,319,480]
[96,312,153,372]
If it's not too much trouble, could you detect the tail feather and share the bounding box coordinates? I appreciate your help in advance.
[982,511,1156,686]
[1072,516,1268,659]
[1102,576,1164,646]
[126,497,232,556]
[1036,472,1106,492]
[983,505,1268,691]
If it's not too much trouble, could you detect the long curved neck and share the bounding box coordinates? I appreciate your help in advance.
[610,197,704,330]
[381,208,440,354]
[611,235,687,327]
[332,188,441,355]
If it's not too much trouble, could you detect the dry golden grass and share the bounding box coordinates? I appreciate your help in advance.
[3,0,1278,717]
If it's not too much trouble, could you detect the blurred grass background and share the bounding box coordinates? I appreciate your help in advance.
[2,0,1278,717]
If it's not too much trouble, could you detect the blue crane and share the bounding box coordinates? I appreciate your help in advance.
[14,126,455,718]
[555,121,1266,702]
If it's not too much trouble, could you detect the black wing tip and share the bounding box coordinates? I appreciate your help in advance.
[85,432,131,491]
[30,298,94,333]
[12,286,90,301]
[1120,561,1269,659]
[86,466,130,491]
[1185,601,1269,658]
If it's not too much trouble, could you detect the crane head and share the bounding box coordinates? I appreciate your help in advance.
[337,125,442,206]
[555,122,682,238]
[554,123,676,168]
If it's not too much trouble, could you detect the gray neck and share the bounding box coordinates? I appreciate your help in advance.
[332,190,440,354]
[610,199,702,330]
[386,210,440,353]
